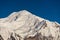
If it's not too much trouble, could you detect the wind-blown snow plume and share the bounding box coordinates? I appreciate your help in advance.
[0,10,60,40]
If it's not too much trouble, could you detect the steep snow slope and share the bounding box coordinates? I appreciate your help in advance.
[0,10,60,40]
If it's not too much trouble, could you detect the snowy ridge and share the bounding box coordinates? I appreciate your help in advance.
[0,10,60,40]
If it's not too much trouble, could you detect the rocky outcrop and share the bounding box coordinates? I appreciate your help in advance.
[0,10,60,40]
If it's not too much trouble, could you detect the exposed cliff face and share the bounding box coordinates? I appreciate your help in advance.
[0,10,60,40]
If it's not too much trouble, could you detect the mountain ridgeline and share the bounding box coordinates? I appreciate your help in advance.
[0,10,60,40]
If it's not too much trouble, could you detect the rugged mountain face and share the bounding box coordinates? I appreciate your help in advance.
[0,10,60,40]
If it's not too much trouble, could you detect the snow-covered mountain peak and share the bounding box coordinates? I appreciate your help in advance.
[0,10,60,40]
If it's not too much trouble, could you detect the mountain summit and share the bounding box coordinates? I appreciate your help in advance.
[0,10,60,40]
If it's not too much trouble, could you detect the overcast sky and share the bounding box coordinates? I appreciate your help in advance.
[0,0,60,23]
